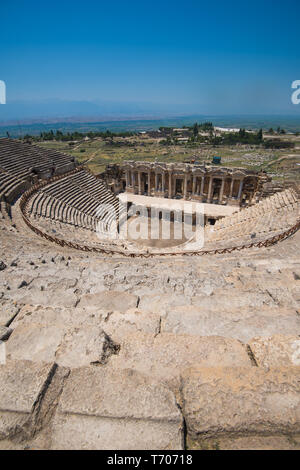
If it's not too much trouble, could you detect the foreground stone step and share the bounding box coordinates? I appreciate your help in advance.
[6,323,119,368]
[181,366,300,442]
[10,305,161,343]
[108,332,253,389]
[162,305,300,342]
[0,360,56,440]
[51,367,183,450]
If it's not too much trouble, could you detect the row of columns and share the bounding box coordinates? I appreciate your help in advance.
[125,169,244,204]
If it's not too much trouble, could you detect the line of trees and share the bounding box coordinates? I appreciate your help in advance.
[23,130,136,142]
[210,128,264,146]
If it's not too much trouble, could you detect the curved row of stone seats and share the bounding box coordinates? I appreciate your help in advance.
[0,169,31,205]
[27,169,121,236]
[37,169,119,225]
[214,189,298,231]
[30,215,126,251]
[43,170,119,216]
[205,189,300,249]
[30,192,98,231]
[0,138,76,180]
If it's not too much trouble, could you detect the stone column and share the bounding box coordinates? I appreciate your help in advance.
[219,177,225,204]
[168,172,172,198]
[138,172,142,195]
[207,177,213,202]
[229,178,234,198]
[125,170,129,189]
[155,173,159,192]
[162,172,165,194]
[192,176,196,195]
[200,176,205,196]
[238,180,244,200]
[183,175,188,200]
[132,171,135,190]
[147,171,151,196]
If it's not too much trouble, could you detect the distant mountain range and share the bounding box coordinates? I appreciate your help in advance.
[0,99,300,137]
[1,115,300,138]
[0,99,206,125]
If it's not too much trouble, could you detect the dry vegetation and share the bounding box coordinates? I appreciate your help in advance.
[37,132,300,182]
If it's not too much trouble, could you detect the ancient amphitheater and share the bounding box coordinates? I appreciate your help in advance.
[1,137,300,450]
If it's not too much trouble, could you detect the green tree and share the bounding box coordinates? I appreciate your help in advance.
[193,122,199,137]
[257,129,263,141]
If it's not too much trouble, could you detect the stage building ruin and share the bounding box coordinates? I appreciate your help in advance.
[104,161,270,208]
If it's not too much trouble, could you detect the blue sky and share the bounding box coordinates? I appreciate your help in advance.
[1,0,300,118]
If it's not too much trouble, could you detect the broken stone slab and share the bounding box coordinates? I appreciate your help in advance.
[10,306,161,340]
[249,335,300,367]
[0,301,20,326]
[162,305,300,342]
[10,305,107,328]
[54,326,119,368]
[51,367,183,450]
[0,360,56,440]
[99,309,161,342]
[13,288,78,308]
[181,366,300,439]
[6,323,119,368]
[107,332,252,390]
[78,290,138,312]
[6,323,64,364]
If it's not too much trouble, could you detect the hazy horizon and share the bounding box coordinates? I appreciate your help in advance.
[1,0,300,123]
[2,114,300,139]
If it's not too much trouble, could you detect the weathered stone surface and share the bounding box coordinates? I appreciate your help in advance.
[100,310,161,341]
[191,290,276,310]
[16,288,78,308]
[6,324,64,363]
[0,360,55,439]
[6,323,119,368]
[163,305,300,342]
[51,367,183,450]
[108,333,252,386]
[249,335,300,367]
[11,305,160,340]
[138,294,189,316]
[54,327,119,368]
[182,366,300,438]
[11,304,106,328]
[78,290,138,312]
